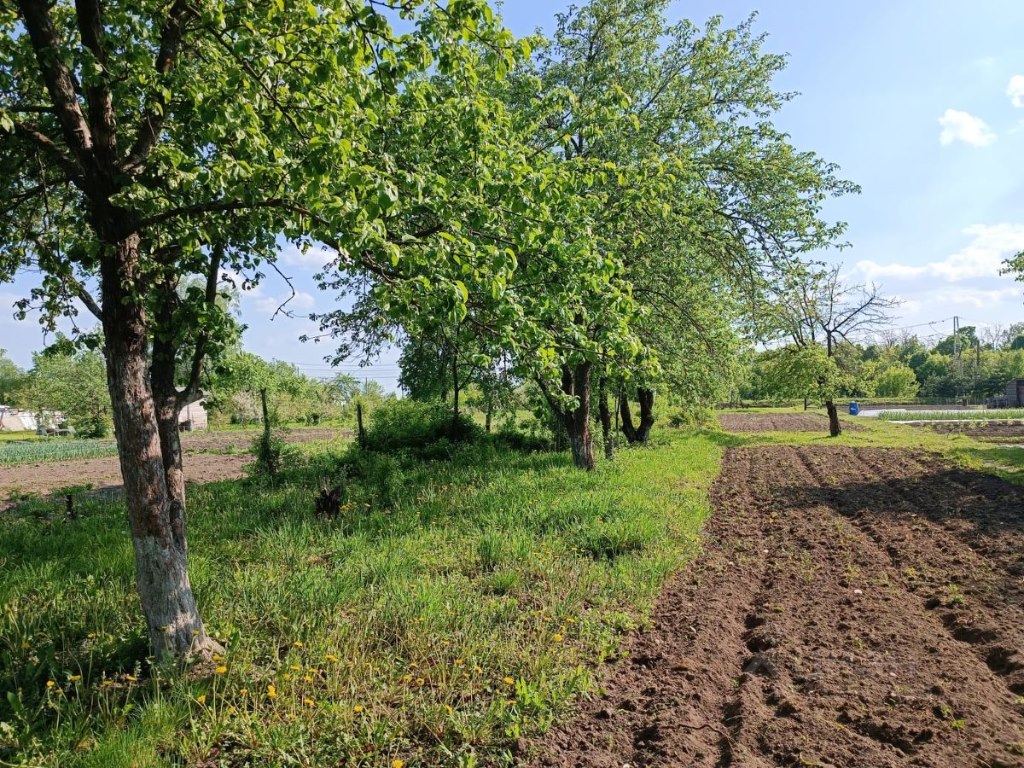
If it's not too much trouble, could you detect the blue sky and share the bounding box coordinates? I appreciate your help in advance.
[3,0,1024,387]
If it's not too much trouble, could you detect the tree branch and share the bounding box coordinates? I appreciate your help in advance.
[122,1,192,175]
[16,0,93,168]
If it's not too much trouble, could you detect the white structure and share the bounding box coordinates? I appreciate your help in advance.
[178,400,208,431]
[0,406,37,432]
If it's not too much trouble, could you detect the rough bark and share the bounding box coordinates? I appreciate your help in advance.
[825,398,842,437]
[101,234,218,661]
[562,363,596,470]
[620,391,638,444]
[598,376,613,460]
[451,352,461,435]
[540,363,596,471]
[635,387,655,444]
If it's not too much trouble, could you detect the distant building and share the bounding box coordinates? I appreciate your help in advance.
[179,400,208,431]
[0,406,37,432]
[996,379,1024,408]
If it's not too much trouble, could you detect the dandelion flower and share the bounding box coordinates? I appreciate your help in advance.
[267,685,278,699]
[303,675,313,683]
[20,642,30,650]
[392,760,405,768]
[553,633,564,643]
[353,704,364,713]
[195,694,207,704]
[46,680,55,688]
[293,641,303,648]
[415,677,425,686]
[215,665,227,675]
[503,676,515,686]
[69,674,82,682]
[304,697,316,707]
[290,665,301,672]
[325,654,339,663]
[240,689,249,696]
[125,675,137,682]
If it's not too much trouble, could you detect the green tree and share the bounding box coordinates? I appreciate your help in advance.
[515,0,854,454]
[0,349,27,406]
[863,357,919,398]
[27,348,111,437]
[1,0,521,660]
[771,265,897,435]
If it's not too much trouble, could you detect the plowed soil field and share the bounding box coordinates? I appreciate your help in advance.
[918,421,1024,444]
[0,427,347,502]
[527,446,1024,767]
[718,413,859,432]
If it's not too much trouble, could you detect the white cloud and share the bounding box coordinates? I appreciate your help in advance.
[937,108,996,146]
[254,290,316,316]
[279,244,335,271]
[855,223,1024,283]
[1008,75,1024,108]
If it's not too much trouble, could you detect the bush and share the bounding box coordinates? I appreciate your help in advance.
[362,399,481,456]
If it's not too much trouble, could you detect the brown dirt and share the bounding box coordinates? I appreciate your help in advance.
[525,446,1024,768]
[0,427,348,501]
[914,420,1024,444]
[719,412,860,432]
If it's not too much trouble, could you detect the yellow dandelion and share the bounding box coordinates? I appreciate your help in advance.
[303,697,316,707]
[353,704,364,713]
[455,658,464,667]
[215,665,227,675]
[195,694,207,704]
[392,760,405,768]
[87,632,96,639]
[325,654,339,663]
[553,633,564,643]
[503,676,515,686]
[293,641,303,648]
[303,675,313,683]
[240,688,249,696]
[290,665,301,671]
[267,684,278,699]
[415,677,425,687]
[21,642,30,650]
[46,680,55,689]
[402,674,413,683]
[125,675,137,682]
[69,674,82,682]
[409,661,419,669]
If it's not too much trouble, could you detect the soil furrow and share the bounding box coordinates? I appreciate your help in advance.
[524,445,1024,768]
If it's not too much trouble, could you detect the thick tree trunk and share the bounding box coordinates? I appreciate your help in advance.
[598,376,613,460]
[619,391,639,443]
[101,234,217,661]
[825,398,842,437]
[553,363,596,471]
[635,387,655,444]
[451,353,460,434]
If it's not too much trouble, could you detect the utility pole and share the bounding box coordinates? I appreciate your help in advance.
[953,316,961,402]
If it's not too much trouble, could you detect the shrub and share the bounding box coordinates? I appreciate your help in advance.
[362,399,480,456]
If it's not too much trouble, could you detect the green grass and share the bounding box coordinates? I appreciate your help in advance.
[0,432,44,443]
[0,437,118,466]
[876,408,1024,422]
[0,431,720,767]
